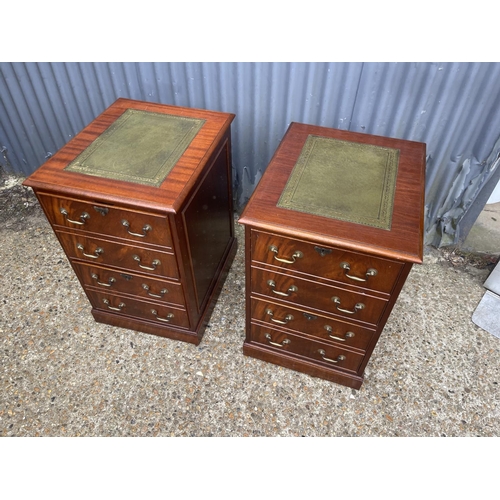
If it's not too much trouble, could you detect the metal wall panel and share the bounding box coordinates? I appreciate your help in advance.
[1,61,499,247]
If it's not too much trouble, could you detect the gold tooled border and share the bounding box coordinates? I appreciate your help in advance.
[64,109,206,187]
[277,135,400,230]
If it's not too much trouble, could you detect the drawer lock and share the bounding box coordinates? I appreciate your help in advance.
[93,206,109,216]
[314,246,332,257]
[303,312,318,321]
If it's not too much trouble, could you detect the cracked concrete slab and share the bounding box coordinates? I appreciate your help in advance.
[1,172,499,437]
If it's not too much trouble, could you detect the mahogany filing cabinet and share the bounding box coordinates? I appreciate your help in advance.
[23,98,237,345]
[239,123,426,389]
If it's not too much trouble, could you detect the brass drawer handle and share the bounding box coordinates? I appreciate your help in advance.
[77,243,103,259]
[142,284,168,298]
[318,349,346,364]
[340,262,377,282]
[269,245,303,264]
[102,298,125,311]
[265,333,291,347]
[331,296,365,315]
[91,273,116,287]
[122,220,152,238]
[324,325,355,342]
[266,309,294,325]
[151,310,174,323]
[133,255,160,271]
[267,280,298,297]
[60,208,89,225]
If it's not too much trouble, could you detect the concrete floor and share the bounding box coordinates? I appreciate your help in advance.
[462,202,500,257]
[1,174,499,437]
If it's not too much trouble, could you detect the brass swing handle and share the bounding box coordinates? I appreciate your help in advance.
[77,244,103,259]
[318,350,346,364]
[60,208,89,225]
[324,325,355,342]
[331,296,365,315]
[340,262,377,282]
[91,273,116,287]
[102,299,125,311]
[133,255,160,271]
[122,220,152,238]
[265,309,294,325]
[268,245,303,264]
[151,310,174,323]
[142,284,168,298]
[267,280,298,297]
[265,333,291,347]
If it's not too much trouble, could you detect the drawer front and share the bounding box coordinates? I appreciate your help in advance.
[251,267,388,325]
[252,230,403,294]
[87,290,190,329]
[251,298,375,351]
[73,262,185,306]
[38,192,173,249]
[56,231,179,280]
[250,323,364,373]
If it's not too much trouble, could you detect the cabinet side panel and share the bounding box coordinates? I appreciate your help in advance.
[183,141,233,308]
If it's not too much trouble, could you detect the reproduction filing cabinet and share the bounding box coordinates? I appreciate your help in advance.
[239,123,425,389]
[23,98,237,345]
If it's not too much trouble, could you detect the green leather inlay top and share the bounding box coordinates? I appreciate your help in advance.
[65,109,205,186]
[277,135,400,230]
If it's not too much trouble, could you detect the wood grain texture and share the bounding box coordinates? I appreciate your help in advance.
[250,297,376,352]
[239,123,426,263]
[23,98,237,345]
[24,98,235,215]
[249,323,365,373]
[72,261,185,307]
[242,342,365,389]
[251,229,404,295]
[37,192,174,249]
[240,123,425,388]
[251,266,389,326]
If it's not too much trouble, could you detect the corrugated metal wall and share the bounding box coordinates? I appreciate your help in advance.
[1,62,500,247]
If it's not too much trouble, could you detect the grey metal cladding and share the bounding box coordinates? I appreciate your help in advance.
[1,61,499,247]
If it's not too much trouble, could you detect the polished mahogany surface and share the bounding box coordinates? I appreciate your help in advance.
[240,123,425,388]
[24,98,237,345]
[24,98,235,214]
[239,122,426,263]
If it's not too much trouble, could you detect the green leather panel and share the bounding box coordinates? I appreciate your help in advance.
[65,109,205,186]
[277,135,400,230]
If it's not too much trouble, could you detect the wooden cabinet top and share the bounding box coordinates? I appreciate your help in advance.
[23,98,235,214]
[239,122,426,263]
